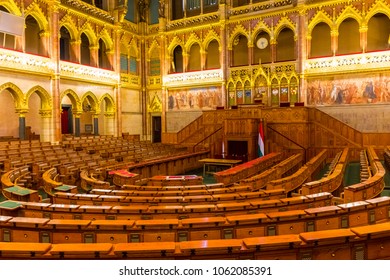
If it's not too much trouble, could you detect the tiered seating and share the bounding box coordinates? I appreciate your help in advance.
[300,147,349,195]
[343,147,385,203]
[265,149,328,193]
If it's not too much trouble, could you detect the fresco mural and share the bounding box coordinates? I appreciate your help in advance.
[307,74,390,106]
[168,86,222,111]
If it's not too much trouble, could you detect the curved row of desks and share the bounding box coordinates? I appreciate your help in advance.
[1,221,390,259]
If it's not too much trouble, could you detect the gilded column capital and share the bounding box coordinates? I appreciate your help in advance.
[39,109,52,118]
[104,112,115,118]
[17,108,29,118]
[73,111,83,118]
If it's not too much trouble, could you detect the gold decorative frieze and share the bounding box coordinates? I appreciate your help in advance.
[229,0,293,17]
[163,69,223,87]
[60,0,114,23]
[305,51,390,75]
[0,48,54,74]
[60,61,119,84]
[166,13,220,31]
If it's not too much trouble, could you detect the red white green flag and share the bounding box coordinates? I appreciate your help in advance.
[258,120,265,157]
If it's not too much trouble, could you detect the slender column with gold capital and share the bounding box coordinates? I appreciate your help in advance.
[360,25,368,53]
[331,30,338,56]
[73,111,82,137]
[104,112,115,136]
[270,39,277,63]
[39,109,52,142]
[17,109,28,140]
[93,114,99,135]
[219,2,228,108]
[90,45,99,68]
[70,40,81,63]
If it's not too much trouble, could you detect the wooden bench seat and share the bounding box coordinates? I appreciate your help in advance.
[49,243,113,259]
[0,242,51,258]
[113,242,176,258]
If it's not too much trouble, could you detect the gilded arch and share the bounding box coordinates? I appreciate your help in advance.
[167,36,184,55]
[24,2,49,32]
[80,22,98,46]
[229,24,249,49]
[98,28,114,51]
[99,93,116,113]
[273,16,296,40]
[25,86,52,110]
[61,89,81,112]
[335,5,362,28]
[307,10,333,36]
[184,33,202,53]
[0,82,24,109]
[0,0,22,15]
[59,15,78,41]
[203,29,221,50]
[81,91,100,114]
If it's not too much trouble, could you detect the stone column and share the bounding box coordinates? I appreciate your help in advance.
[39,31,50,57]
[39,109,53,142]
[18,110,28,140]
[73,111,82,137]
[331,30,338,56]
[70,40,81,63]
[104,112,115,135]
[93,114,99,135]
[360,25,368,53]
[90,45,99,67]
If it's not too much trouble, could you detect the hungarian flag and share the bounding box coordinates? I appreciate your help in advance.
[258,120,265,157]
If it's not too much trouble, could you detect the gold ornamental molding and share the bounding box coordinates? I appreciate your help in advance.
[60,61,119,85]
[304,51,390,75]
[0,48,55,75]
[162,69,223,88]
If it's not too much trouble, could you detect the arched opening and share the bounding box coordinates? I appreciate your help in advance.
[25,15,46,56]
[232,34,248,67]
[188,43,201,71]
[253,31,271,64]
[367,13,390,52]
[173,45,183,73]
[205,39,220,69]
[276,28,295,62]
[337,18,360,55]
[98,38,110,69]
[0,87,19,137]
[310,22,332,58]
[80,33,91,66]
[60,26,71,61]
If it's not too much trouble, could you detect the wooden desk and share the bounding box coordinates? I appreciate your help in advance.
[109,169,139,186]
[351,223,390,238]
[113,242,176,257]
[50,243,113,258]
[299,229,355,244]
[243,234,302,249]
[179,239,243,255]
[0,242,51,257]
[149,175,203,186]
[198,158,242,177]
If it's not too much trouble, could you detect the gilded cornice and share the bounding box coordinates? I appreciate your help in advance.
[163,69,223,88]
[0,48,54,76]
[60,61,119,85]
[229,0,294,18]
[59,0,114,24]
[165,13,220,32]
[304,51,390,76]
